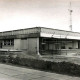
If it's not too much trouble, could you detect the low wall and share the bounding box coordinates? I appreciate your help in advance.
[40,49,80,56]
[60,49,80,55]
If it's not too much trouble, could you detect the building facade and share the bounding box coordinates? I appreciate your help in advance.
[0,27,80,56]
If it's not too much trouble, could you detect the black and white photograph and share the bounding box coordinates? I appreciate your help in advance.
[0,0,80,80]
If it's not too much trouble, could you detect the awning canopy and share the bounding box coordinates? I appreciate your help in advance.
[40,33,80,40]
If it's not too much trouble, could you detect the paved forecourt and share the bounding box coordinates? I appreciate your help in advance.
[0,63,79,80]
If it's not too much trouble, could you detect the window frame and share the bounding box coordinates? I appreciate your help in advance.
[3,39,14,46]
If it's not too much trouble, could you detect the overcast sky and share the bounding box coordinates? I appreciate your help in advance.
[0,0,80,32]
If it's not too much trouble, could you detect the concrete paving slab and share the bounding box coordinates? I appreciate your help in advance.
[0,63,40,74]
[45,73,80,80]
[0,73,21,80]
[0,68,24,76]
[0,63,79,80]
[31,76,54,80]
[14,73,43,80]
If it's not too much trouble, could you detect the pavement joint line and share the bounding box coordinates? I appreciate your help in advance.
[0,66,72,80]
[13,73,47,80]
[0,66,29,73]
[0,63,51,73]
[28,76,47,80]
[0,71,32,78]
[12,71,38,76]
[28,76,59,80]
[12,73,31,77]
[28,74,60,80]
[0,66,40,75]
[0,64,48,75]
[0,63,80,80]
[0,65,48,78]
[0,71,14,78]
[46,75,69,80]
[0,65,57,77]
[0,66,55,79]
[0,63,59,74]
[0,71,44,80]
[12,72,42,77]
[14,74,46,77]
[13,75,42,80]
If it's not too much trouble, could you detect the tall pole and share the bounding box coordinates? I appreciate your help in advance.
[69,2,73,31]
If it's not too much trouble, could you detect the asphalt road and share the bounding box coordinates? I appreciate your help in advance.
[0,63,79,80]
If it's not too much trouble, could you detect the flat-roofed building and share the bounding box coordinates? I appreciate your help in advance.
[0,27,80,57]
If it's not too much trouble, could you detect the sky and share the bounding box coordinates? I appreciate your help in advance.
[0,0,80,32]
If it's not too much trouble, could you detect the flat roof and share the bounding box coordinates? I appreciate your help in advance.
[0,27,80,40]
[40,27,80,40]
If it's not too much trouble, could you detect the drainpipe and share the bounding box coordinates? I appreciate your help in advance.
[37,38,42,57]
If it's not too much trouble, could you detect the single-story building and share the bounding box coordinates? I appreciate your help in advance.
[0,27,80,57]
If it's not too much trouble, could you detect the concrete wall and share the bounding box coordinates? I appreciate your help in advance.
[28,38,39,55]
[73,41,78,49]
[20,39,28,50]
[1,38,39,55]
[2,46,14,49]
[14,39,21,50]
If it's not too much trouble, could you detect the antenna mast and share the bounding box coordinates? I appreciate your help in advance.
[69,2,73,31]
